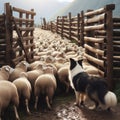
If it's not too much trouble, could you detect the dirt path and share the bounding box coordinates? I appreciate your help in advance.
[20,93,120,120]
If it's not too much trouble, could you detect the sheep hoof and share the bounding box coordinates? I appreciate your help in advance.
[27,111,31,115]
[16,117,20,120]
[48,106,52,111]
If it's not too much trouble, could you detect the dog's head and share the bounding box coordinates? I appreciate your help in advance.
[69,58,83,70]
[69,58,84,89]
[69,58,84,77]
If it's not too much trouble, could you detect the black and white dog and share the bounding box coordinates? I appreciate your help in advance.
[69,58,117,110]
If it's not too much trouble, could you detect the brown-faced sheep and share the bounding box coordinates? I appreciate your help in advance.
[13,72,31,114]
[0,81,19,120]
[9,61,29,82]
[34,67,57,110]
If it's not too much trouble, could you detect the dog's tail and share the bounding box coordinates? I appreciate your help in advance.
[104,91,117,108]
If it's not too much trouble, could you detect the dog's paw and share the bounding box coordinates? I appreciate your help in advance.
[74,102,78,106]
[88,105,96,110]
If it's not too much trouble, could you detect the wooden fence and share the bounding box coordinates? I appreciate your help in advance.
[0,3,36,67]
[43,4,120,89]
[113,17,120,81]
[0,14,6,66]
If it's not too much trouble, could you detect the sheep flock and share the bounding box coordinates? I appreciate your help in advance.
[0,28,98,120]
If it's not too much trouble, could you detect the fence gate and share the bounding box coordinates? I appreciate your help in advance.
[4,3,36,67]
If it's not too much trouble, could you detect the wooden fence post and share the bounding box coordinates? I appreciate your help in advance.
[43,18,46,29]
[61,16,64,38]
[105,4,115,90]
[77,13,80,46]
[5,3,12,66]
[50,21,52,32]
[30,9,34,60]
[80,11,84,47]
[69,12,72,40]
[56,16,59,34]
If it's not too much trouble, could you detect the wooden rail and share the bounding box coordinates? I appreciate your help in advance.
[43,4,119,89]
[0,3,36,67]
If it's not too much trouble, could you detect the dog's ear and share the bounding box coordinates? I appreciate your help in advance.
[69,58,77,70]
[78,59,83,67]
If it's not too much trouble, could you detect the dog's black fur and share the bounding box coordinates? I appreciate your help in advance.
[69,58,109,108]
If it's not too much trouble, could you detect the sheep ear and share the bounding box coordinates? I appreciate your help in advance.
[5,67,10,72]
[3,66,10,72]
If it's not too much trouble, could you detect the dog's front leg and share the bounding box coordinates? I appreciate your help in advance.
[74,91,80,106]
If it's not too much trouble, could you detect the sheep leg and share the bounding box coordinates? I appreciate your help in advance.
[63,81,70,93]
[0,109,1,120]
[34,96,39,110]
[46,96,51,110]
[25,99,31,115]
[13,105,20,120]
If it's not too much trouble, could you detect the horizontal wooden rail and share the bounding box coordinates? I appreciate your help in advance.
[13,7,36,15]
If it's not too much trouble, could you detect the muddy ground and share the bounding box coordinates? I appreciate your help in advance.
[18,92,120,120]
[4,92,120,120]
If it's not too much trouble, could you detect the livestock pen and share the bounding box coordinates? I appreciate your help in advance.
[0,2,120,120]
[43,4,120,90]
[0,3,36,67]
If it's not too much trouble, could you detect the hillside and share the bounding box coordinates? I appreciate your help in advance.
[52,0,120,18]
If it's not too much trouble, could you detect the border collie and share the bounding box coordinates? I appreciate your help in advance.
[69,58,117,110]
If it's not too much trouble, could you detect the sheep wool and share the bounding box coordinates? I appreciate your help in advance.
[9,61,29,82]
[0,81,19,120]
[34,67,57,110]
[0,65,14,80]
[58,66,70,93]
[13,72,32,114]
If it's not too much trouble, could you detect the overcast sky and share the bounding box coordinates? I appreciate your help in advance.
[0,0,74,24]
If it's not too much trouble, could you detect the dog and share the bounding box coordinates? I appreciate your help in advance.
[69,58,117,110]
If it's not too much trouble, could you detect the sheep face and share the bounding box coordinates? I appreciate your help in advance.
[0,65,14,80]
[16,61,29,71]
[43,66,54,74]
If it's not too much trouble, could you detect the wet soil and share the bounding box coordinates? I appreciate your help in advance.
[19,93,120,120]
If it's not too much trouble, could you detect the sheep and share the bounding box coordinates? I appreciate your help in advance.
[83,59,101,77]
[34,67,57,110]
[28,61,43,71]
[0,81,19,120]
[26,64,44,88]
[54,57,67,70]
[13,72,32,114]
[58,66,70,93]
[45,63,58,78]
[9,61,29,82]
[0,65,14,80]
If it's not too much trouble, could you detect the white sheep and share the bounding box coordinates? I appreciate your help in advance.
[28,61,43,71]
[34,67,57,110]
[58,66,70,93]
[9,61,29,82]
[0,65,14,80]
[26,64,44,88]
[0,81,19,120]
[13,72,32,114]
